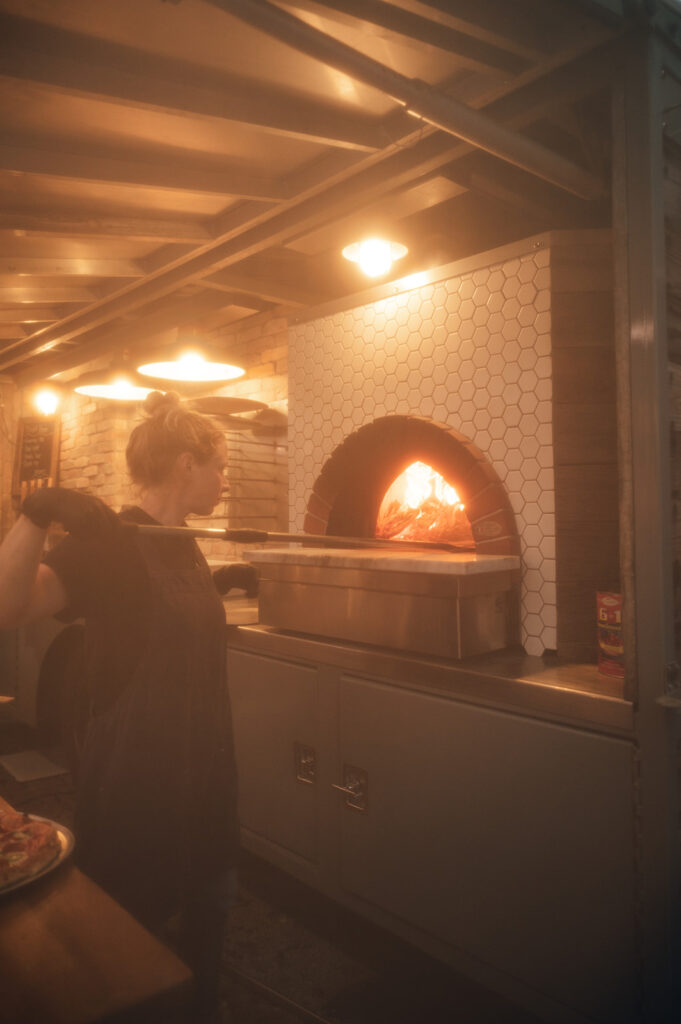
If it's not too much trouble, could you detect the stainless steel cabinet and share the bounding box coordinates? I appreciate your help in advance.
[227,642,639,1024]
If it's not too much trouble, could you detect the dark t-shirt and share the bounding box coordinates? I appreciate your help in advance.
[43,505,204,715]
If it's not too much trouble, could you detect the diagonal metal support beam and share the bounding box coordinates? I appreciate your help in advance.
[206,0,604,200]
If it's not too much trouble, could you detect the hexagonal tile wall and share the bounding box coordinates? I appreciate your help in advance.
[290,240,554,656]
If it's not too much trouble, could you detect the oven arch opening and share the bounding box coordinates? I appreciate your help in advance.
[376,460,475,547]
[304,415,520,556]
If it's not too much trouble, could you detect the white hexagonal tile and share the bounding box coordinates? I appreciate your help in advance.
[502,318,521,341]
[538,490,555,514]
[459,400,476,422]
[523,569,544,593]
[522,458,541,481]
[473,407,491,431]
[519,370,538,393]
[502,275,520,298]
[518,259,536,283]
[523,590,543,614]
[473,370,490,393]
[487,395,505,418]
[524,635,544,656]
[459,277,475,300]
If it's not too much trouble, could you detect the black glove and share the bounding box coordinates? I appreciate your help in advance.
[21,486,119,541]
[213,563,259,598]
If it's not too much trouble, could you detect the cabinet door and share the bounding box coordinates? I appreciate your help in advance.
[227,649,321,872]
[337,674,638,1023]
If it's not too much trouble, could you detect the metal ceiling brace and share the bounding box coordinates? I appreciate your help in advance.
[205,0,604,201]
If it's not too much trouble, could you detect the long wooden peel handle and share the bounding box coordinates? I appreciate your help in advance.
[124,522,467,553]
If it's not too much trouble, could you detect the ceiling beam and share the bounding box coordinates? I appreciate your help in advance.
[403,0,570,59]
[0,209,214,244]
[203,268,324,307]
[0,135,286,201]
[9,291,259,379]
[208,0,603,200]
[0,325,26,340]
[442,150,609,225]
[0,257,145,278]
[8,40,618,375]
[0,306,77,324]
[277,0,529,73]
[0,286,96,304]
[0,11,379,153]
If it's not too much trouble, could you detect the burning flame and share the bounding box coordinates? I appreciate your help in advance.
[400,461,463,510]
[376,461,474,547]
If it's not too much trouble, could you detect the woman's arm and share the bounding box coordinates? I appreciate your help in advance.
[0,515,67,628]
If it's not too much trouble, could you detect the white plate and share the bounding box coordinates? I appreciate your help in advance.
[0,814,75,896]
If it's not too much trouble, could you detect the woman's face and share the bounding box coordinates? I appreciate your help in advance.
[183,443,228,516]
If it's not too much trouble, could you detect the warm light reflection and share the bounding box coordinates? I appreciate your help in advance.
[376,461,474,547]
[342,239,408,278]
[137,351,245,383]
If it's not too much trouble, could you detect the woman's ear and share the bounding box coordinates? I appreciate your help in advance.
[176,451,194,475]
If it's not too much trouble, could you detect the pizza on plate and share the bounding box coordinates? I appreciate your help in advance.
[0,809,62,888]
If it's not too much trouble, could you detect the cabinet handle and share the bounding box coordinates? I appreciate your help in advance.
[331,783,359,796]
[294,742,316,784]
[332,766,367,812]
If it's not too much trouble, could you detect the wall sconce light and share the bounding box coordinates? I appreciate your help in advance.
[31,386,62,416]
[342,238,408,278]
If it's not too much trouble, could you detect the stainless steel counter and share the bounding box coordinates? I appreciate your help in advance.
[227,623,632,739]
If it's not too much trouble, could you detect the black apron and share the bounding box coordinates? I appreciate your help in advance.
[74,530,238,925]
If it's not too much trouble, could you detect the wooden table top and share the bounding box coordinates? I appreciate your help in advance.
[0,795,192,1024]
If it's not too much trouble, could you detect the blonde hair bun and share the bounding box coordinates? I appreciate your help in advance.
[143,390,181,417]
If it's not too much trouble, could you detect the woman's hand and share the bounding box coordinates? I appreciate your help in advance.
[212,563,259,597]
[21,487,119,541]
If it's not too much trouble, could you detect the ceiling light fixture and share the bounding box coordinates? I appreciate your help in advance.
[136,325,245,384]
[342,238,408,278]
[137,350,245,384]
[73,367,157,402]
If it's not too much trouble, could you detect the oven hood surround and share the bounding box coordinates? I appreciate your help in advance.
[288,231,620,661]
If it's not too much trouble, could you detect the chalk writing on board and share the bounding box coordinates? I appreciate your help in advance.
[13,416,61,497]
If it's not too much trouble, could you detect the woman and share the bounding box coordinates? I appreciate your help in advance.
[0,391,257,1022]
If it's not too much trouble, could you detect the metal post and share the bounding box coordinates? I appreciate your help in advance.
[614,26,681,1021]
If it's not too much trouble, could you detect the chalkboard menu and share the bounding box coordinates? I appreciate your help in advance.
[13,416,61,499]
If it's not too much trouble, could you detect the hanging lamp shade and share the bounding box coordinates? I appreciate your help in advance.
[72,365,157,402]
[136,327,244,383]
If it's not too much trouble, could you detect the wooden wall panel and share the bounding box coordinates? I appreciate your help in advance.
[551,236,620,662]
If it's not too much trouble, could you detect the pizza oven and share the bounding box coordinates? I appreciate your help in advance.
[252,416,521,660]
[254,231,620,665]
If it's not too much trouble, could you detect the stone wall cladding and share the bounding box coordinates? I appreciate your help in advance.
[289,239,554,656]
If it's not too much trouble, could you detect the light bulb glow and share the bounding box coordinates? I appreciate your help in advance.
[342,238,408,278]
[137,350,245,382]
[33,389,59,415]
[75,376,154,401]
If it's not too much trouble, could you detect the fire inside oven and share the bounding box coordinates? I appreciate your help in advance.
[376,461,474,547]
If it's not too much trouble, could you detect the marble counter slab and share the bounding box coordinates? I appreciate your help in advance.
[249,546,520,576]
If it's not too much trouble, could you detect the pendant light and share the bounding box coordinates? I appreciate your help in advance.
[136,326,244,384]
[72,360,157,402]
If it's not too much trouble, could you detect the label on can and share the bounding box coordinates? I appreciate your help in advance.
[597,592,624,678]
